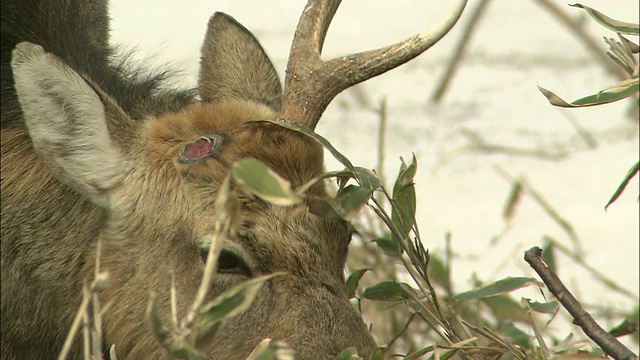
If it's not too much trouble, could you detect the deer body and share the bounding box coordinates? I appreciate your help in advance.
[1,0,466,358]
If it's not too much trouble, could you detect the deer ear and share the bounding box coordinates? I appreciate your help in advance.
[199,12,282,112]
[11,42,128,209]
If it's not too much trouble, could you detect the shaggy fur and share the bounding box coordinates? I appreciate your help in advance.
[1,1,376,359]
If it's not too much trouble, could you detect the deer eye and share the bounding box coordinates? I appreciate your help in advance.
[200,249,252,277]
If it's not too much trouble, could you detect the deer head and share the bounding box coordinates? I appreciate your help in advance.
[3,0,466,359]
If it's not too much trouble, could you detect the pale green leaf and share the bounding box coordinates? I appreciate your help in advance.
[145,293,171,349]
[231,158,302,206]
[524,299,559,314]
[363,281,410,301]
[336,347,360,360]
[605,161,639,210]
[569,4,640,35]
[453,277,540,302]
[346,268,371,299]
[391,155,417,245]
[172,347,205,360]
[353,167,381,191]
[257,119,355,170]
[334,185,372,221]
[538,78,639,108]
[307,197,344,220]
[198,273,283,326]
[374,237,403,257]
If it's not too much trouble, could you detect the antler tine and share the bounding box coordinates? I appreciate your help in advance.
[291,0,341,59]
[280,0,341,126]
[280,0,468,130]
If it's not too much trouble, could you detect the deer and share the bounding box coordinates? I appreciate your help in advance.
[0,0,466,359]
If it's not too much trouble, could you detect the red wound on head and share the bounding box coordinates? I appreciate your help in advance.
[178,135,222,163]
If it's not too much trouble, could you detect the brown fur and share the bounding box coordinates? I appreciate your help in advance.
[1,1,375,359]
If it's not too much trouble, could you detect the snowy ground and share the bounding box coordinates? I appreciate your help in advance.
[110,0,639,351]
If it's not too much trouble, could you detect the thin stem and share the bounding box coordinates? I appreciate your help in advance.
[432,0,493,102]
[181,176,233,330]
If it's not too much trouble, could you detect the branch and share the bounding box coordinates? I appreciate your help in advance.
[524,246,637,360]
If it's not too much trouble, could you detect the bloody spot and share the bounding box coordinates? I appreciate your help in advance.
[178,135,222,163]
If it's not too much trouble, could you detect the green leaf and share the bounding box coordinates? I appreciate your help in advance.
[353,167,381,191]
[453,277,540,302]
[334,185,373,221]
[482,295,529,323]
[502,180,523,222]
[391,155,417,245]
[198,273,283,326]
[609,318,640,337]
[609,306,640,338]
[363,281,410,301]
[569,4,640,35]
[605,161,639,210]
[336,347,360,360]
[172,346,205,360]
[145,293,171,349]
[231,158,302,206]
[498,322,532,348]
[427,254,450,289]
[403,345,436,360]
[370,347,387,360]
[346,268,371,299]
[258,119,355,170]
[573,77,640,106]
[542,240,557,274]
[523,298,559,314]
[246,339,293,360]
[538,78,639,108]
[374,237,403,257]
[307,197,344,220]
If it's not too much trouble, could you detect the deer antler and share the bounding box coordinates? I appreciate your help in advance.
[280,0,468,129]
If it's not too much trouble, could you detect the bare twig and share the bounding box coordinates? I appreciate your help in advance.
[444,232,454,299]
[387,312,417,349]
[462,129,568,160]
[170,271,179,329]
[524,246,638,360]
[496,168,585,259]
[523,300,551,359]
[82,310,90,360]
[109,344,118,360]
[559,109,598,149]
[542,235,637,300]
[431,0,493,102]
[376,98,388,192]
[91,241,105,360]
[58,242,109,360]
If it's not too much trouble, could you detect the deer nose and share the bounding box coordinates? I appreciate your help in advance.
[268,280,377,359]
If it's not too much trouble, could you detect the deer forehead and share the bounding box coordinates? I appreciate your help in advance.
[115,100,333,242]
[137,100,326,189]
